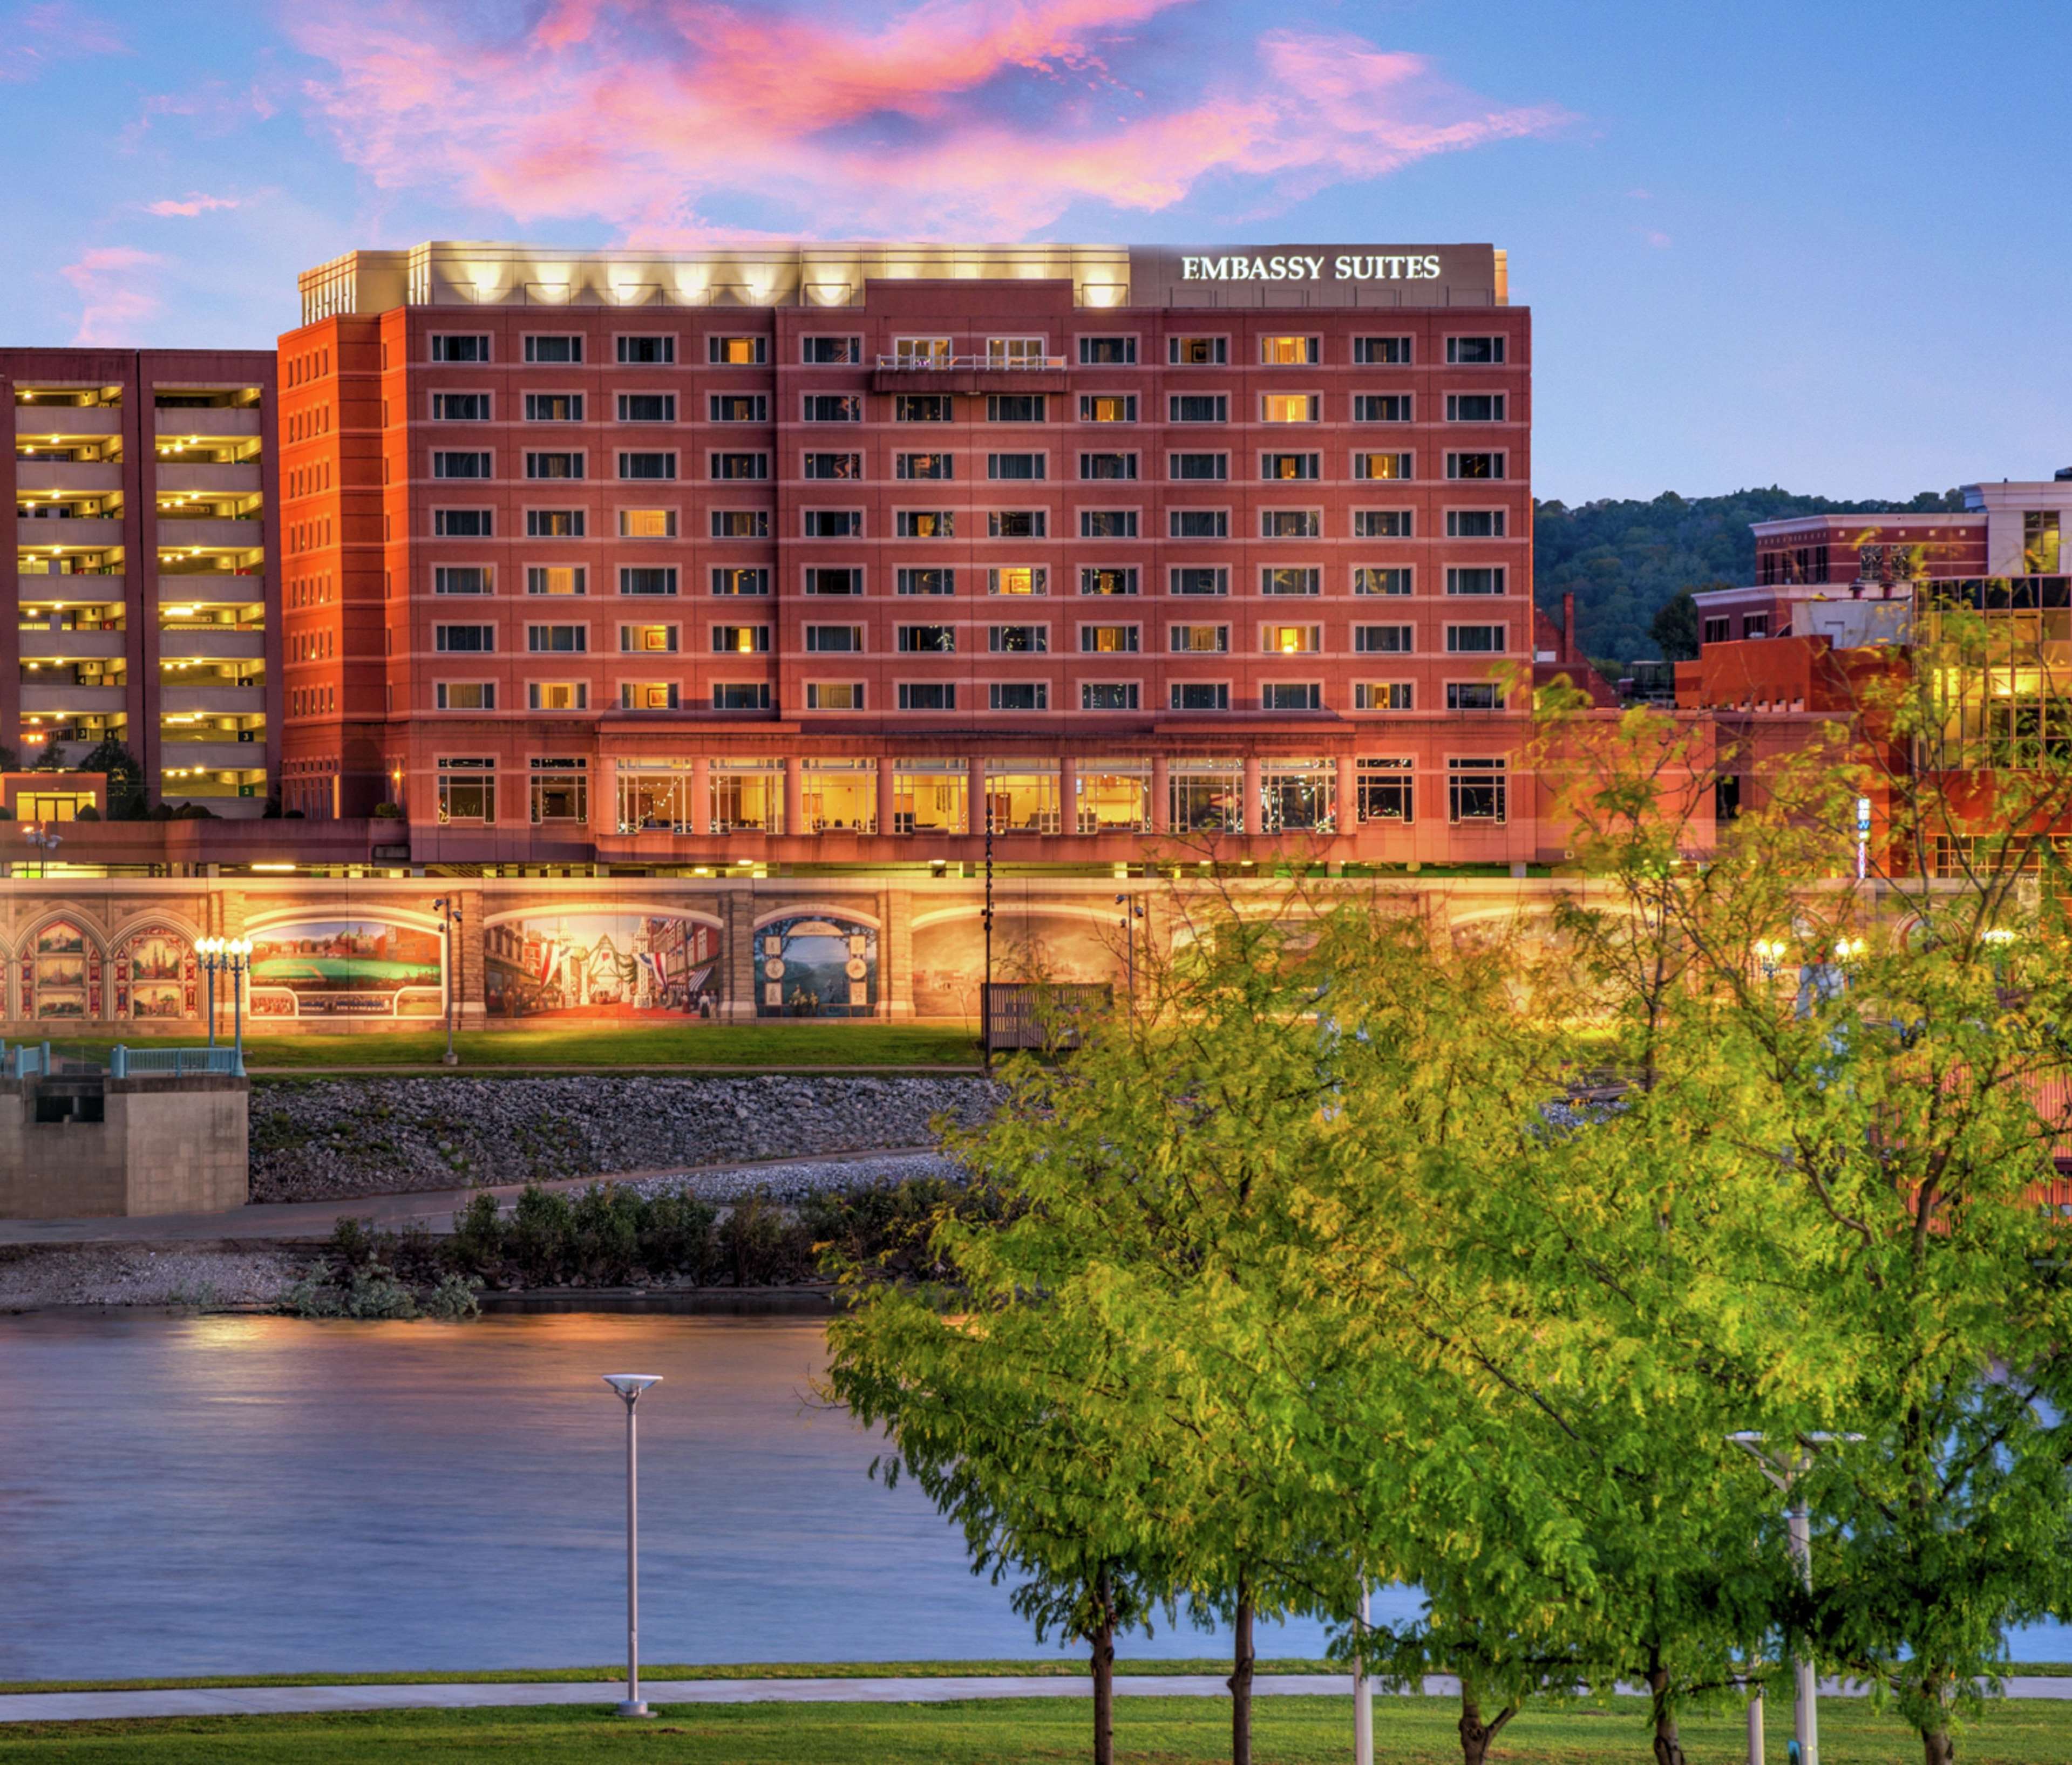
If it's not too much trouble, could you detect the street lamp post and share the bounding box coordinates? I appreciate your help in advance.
[198,936,223,1046]
[981,809,994,1073]
[1115,893,1144,999]
[223,937,252,1073]
[1754,938,1788,984]
[602,1373,662,1718]
[432,897,463,1065]
[1353,1582,1373,1765]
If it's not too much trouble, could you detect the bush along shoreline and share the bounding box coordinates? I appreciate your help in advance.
[282,1173,1000,1320]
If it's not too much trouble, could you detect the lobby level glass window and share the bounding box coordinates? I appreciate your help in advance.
[983,763,1059,832]
[1448,757,1506,822]
[1077,761,1149,832]
[711,760,785,834]
[530,758,587,824]
[893,761,967,833]
[804,759,876,833]
[1357,758,1414,823]
[437,757,494,823]
[617,763,691,834]
[1169,759,1242,831]
[1259,759,1334,832]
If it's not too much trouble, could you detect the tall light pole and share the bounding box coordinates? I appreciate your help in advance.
[432,896,463,1065]
[224,937,252,1073]
[1115,893,1144,999]
[1352,1582,1373,1765]
[198,936,223,1045]
[602,1374,662,1718]
[981,802,994,1073]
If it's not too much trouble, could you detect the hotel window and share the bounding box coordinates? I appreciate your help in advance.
[988,336,1047,366]
[1448,757,1506,821]
[1171,567,1229,597]
[805,567,862,596]
[529,758,588,824]
[803,509,862,537]
[619,452,676,480]
[803,757,878,833]
[524,393,582,421]
[714,624,771,652]
[432,392,489,420]
[1357,759,1414,822]
[1169,394,1228,424]
[1170,682,1231,711]
[525,451,584,479]
[1171,452,1228,480]
[709,335,766,365]
[621,682,681,711]
[1079,336,1136,364]
[617,335,675,364]
[2025,510,2062,575]
[527,509,585,537]
[436,757,495,821]
[710,759,782,832]
[617,393,676,424]
[1353,337,1411,364]
[1082,683,1140,711]
[432,451,491,479]
[804,452,862,479]
[1166,758,1239,830]
[527,565,586,596]
[1354,624,1412,653]
[434,565,493,595]
[898,683,957,711]
[898,510,954,538]
[431,335,489,363]
[1354,453,1412,481]
[621,623,678,652]
[806,682,865,710]
[803,394,860,422]
[711,509,769,539]
[989,625,1047,652]
[1445,624,1505,652]
[988,566,1046,597]
[988,394,1046,423]
[711,567,766,596]
[1446,567,1506,596]
[1262,567,1320,597]
[434,508,493,536]
[1355,513,1412,541]
[990,682,1048,711]
[1170,509,1228,540]
[898,624,956,652]
[711,452,768,479]
[1262,624,1321,654]
[988,452,1045,480]
[988,510,1044,539]
[1262,682,1322,711]
[1446,336,1505,364]
[1169,336,1227,365]
[897,452,953,479]
[897,567,955,596]
[1702,616,1730,645]
[434,624,494,652]
[1081,623,1139,652]
[528,682,587,711]
[1083,509,1138,537]
[1261,509,1321,539]
[1080,394,1136,423]
[617,503,675,539]
[711,683,772,711]
[1446,682,1503,711]
[525,335,582,363]
[1081,567,1138,597]
[1259,758,1335,830]
[1354,395,1411,422]
[527,623,587,652]
[1355,682,1415,711]
[802,336,862,363]
[895,394,953,422]
[1446,394,1506,422]
[1446,510,1506,537]
[1261,394,1320,424]
[895,337,953,364]
[1445,452,1505,480]
[1081,451,1137,480]
[804,624,862,652]
[1354,567,1413,597]
[1170,624,1228,652]
[434,682,494,710]
[1262,452,1320,480]
[1260,335,1319,365]
[1742,614,1770,639]
[621,566,680,596]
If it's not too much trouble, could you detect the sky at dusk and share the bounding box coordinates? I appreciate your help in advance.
[1,0,2064,503]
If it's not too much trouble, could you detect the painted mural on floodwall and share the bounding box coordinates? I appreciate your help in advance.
[755,914,877,1018]
[114,925,196,1020]
[484,912,721,1019]
[247,918,444,1019]
[910,910,1122,1018]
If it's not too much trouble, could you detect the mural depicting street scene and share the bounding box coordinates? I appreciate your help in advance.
[484,912,720,1019]
[755,915,877,1018]
[248,919,445,1019]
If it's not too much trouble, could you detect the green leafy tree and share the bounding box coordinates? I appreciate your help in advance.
[78,734,147,818]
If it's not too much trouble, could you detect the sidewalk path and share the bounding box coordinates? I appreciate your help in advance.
[3,1672,2068,1724]
[0,1147,933,1247]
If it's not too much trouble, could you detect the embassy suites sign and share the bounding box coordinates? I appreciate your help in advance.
[1126,243,1504,308]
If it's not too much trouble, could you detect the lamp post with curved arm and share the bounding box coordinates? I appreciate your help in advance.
[601,1374,662,1718]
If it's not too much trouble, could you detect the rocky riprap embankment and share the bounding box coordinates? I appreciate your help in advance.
[0,1244,302,1311]
[248,1075,998,1203]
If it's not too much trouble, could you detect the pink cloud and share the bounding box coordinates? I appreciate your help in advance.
[144,193,243,217]
[59,247,163,345]
[284,0,1567,240]
[2,1,127,81]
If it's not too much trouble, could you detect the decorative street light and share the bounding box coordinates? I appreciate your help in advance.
[601,1374,663,1718]
[222,937,253,1073]
[1754,938,1790,984]
[1115,892,1145,999]
[431,897,463,1066]
[198,936,225,1046]
[21,819,60,880]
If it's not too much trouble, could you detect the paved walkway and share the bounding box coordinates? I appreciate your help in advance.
[3,1672,2068,1724]
[0,1146,934,1246]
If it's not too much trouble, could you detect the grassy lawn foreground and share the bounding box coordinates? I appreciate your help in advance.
[3,1695,2069,1764]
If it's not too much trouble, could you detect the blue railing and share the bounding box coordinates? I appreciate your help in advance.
[1,1042,51,1079]
[108,1046,244,1078]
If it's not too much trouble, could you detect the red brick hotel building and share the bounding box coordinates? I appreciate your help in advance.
[274,241,1632,870]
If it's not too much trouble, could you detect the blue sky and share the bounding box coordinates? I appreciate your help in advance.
[2,0,2062,503]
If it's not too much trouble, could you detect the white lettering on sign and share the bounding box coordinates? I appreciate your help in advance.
[1178,253,1445,283]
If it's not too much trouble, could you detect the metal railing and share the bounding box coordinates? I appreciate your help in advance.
[873,355,1066,371]
[2,1042,51,1080]
[108,1045,244,1078]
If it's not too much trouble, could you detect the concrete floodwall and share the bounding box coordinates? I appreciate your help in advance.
[0,1075,248,1219]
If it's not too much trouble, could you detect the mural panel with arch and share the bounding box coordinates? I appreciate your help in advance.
[484,908,724,1019]
[754,908,879,1018]
[910,907,1122,1018]
[246,915,446,1020]
[20,918,103,1021]
[112,923,200,1021]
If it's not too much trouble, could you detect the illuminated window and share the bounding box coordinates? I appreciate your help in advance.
[621,624,677,652]
[1081,624,1138,652]
[708,335,766,365]
[989,566,1045,596]
[1260,335,1317,365]
[1260,394,1319,423]
[621,682,681,710]
[529,758,587,823]
[528,682,587,711]
[713,625,769,653]
[988,336,1046,365]
[806,682,865,710]
[434,682,494,710]
[1169,337,1226,365]
[619,508,676,539]
[1263,624,1320,654]
[1354,453,1412,481]
[2025,511,2061,575]
[1354,567,1412,597]
[898,510,954,538]
[895,337,952,364]
[1079,394,1136,423]
[1357,759,1414,821]
[1355,683,1414,711]
[437,757,494,821]
[1170,624,1227,653]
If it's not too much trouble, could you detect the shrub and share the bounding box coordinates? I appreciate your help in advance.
[509,1184,575,1284]
[424,1273,483,1320]
[450,1191,506,1278]
[719,1190,814,1286]
[643,1194,718,1283]
[570,1182,643,1285]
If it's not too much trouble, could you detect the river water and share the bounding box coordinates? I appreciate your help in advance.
[0,1312,2061,1682]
